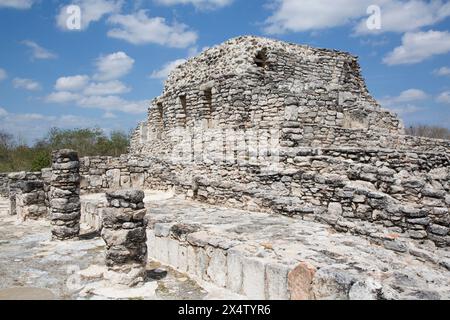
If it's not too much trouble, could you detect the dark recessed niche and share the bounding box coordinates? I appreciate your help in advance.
[254,49,268,68]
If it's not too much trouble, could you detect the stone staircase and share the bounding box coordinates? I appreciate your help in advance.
[0,197,10,216]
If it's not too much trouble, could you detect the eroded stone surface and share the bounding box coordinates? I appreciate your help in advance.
[138,192,450,300]
[101,189,148,286]
[50,150,81,240]
[0,202,238,300]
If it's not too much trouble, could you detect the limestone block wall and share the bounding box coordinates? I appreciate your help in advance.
[130,36,405,157]
[281,124,450,153]
[79,155,152,194]
[80,194,106,231]
[15,180,47,221]
[147,228,294,300]
[0,143,448,247]
[75,148,449,247]
[7,171,44,217]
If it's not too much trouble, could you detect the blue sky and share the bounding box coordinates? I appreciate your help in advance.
[0,0,449,144]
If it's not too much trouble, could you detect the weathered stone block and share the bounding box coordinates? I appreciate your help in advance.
[242,257,266,300]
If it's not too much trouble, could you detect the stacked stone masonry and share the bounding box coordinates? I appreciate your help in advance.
[50,150,81,240]
[0,36,449,299]
[1,37,448,247]
[101,189,148,286]
[126,36,449,246]
[7,171,46,219]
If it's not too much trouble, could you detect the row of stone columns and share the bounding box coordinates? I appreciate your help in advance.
[3,149,148,287]
[48,149,148,286]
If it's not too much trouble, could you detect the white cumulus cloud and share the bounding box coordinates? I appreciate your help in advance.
[150,59,186,80]
[13,77,41,91]
[155,0,233,10]
[83,80,130,96]
[0,107,8,117]
[383,30,450,65]
[77,95,148,114]
[380,89,428,105]
[94,51,135,81]
[264,0,370,34]
[0,68,7,81]
[22,40,57,60]
[45,91,81,103]
[57,0,123,31]
[437,91,450,104]
[434,66,450,77]
[393,89,428,102]
[102,111,117,119]
[0,0,34,9]
[264,0,450,35]
[379,89,428,116]
[45,51,144,115]
[107,10,198,48]
[355,0,450,35]
[55,75,90,91]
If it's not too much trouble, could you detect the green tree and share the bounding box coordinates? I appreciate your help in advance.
[0,127,130,172]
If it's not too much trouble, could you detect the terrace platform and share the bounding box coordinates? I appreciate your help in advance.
[1,193,450,300]
[82,191,450,300]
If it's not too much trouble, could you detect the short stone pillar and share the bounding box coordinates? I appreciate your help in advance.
[7,172,43,217]
[101,189,148,286]
[7,172,25,216]
[50,150,81,240]
[16,180,47,221]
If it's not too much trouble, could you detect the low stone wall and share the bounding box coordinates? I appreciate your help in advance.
[80,194,106,231]
[0,141,448,247]
[147,228,293,299]
[74,150,449,247]
[15,180,47,221]
[79,155,143,194]
[7,171,45,218]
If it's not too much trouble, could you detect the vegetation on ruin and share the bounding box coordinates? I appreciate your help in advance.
[0,128,130,172]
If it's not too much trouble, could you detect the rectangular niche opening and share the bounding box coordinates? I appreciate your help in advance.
[180,95,188,127]
[254,49,268,68]
[204,88,213,128]
[156,102,164,139]
[157,102,164,128]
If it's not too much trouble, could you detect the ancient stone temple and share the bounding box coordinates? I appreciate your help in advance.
[1,36,449,300]
[131,36,409,156]
[127,35,449,246]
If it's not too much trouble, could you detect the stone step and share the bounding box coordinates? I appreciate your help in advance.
[142,196,450,300]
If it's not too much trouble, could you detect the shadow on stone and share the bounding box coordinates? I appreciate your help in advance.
[79,230,100,240]
[146,268,168,281]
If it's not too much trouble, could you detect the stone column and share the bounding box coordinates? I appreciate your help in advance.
[7,172,24,216]
[101,189,148,286]
[50,149,81,240]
